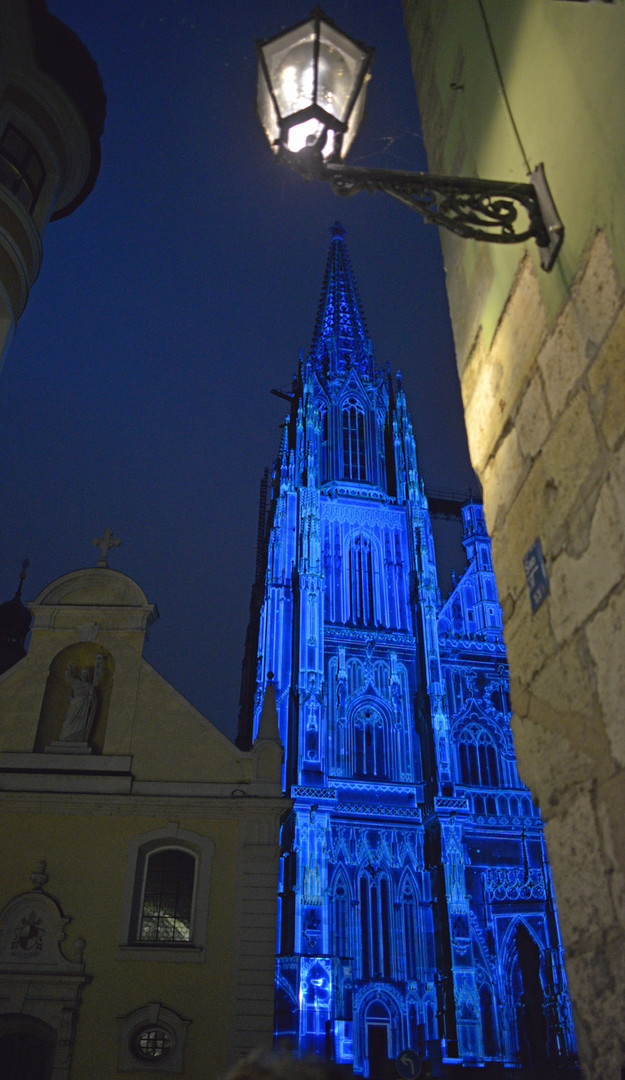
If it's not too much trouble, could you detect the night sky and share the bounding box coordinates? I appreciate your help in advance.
[0,1,476,740]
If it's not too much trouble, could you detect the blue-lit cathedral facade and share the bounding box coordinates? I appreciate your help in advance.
[237,226,577,1078]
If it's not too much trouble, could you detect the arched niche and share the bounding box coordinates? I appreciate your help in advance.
[34,643,114,754]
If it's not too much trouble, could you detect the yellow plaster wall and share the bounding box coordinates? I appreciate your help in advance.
[1,802,243,1080]
[404,0,625,363]
[0,566,284,1074]
[127,661,249,782]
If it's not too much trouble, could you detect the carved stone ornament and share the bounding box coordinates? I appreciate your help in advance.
[0,876,84,973]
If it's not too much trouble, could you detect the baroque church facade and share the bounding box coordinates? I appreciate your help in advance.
[0,558,285,1079]
[238,226,577,1078]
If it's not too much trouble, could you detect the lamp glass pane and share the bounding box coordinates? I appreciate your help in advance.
[315,24,367,125]
[256,68,280,151]
[258,16,372,162]
[261,20,316,118]
[341,77,368,158]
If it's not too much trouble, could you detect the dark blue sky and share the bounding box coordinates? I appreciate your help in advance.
[0,1,475,739]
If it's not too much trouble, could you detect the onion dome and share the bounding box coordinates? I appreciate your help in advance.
[0,559,32,675]
[29,0,106,219]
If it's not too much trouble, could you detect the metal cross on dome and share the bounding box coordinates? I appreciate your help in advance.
[93,528,121,568]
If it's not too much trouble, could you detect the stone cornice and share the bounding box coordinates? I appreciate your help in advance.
[0,788,290,819]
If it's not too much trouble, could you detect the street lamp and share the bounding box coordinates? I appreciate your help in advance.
[256,7,563,271]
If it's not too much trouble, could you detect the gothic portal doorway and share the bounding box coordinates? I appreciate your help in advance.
[367,1025,388,1077]
[365,1000,391,1077]
[514,924,548,1071]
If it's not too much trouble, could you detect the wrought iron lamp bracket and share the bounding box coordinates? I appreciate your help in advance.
[281,145,563,272]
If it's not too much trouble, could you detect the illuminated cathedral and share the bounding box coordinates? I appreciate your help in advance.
[237,225,577,1078]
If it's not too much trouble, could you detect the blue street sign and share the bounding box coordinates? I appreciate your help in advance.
[523,536,550,613]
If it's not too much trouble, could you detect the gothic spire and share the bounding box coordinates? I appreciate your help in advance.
[309,222,373,379]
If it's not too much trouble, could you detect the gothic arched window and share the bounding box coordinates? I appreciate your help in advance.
[331,874,350,958]
[342,398,366,480]
[457,725,500,788]
[359,872,392,979]
[400,879,420,980]
[319,403,328,482]
[353,705,387,778]
[360,876,371,979]
[349,534,376,626]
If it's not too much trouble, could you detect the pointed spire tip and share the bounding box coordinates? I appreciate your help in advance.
[310,222,370,371]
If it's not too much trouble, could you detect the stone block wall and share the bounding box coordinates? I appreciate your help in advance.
[458,229,625,1078]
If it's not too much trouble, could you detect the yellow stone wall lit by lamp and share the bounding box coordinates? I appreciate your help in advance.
[402,2,625,1076]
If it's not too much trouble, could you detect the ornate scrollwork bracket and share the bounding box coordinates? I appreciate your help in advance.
[281,144,563,272]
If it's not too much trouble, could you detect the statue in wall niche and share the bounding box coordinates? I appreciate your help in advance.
[59,654,103,743]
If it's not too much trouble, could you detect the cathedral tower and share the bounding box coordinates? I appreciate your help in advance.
[238,226,577,1077]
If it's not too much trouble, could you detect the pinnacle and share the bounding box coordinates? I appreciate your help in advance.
[309,224,372,379]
